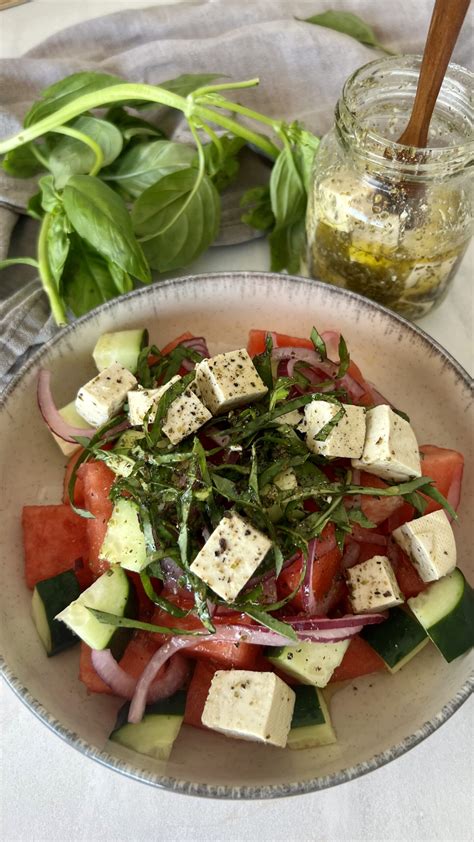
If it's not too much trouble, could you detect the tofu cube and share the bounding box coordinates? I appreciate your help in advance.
[304,401,366,458]
[195,349,267,415]
[189,512,272,602]
[51,400,93,456]
[75,363,137,427]
[392,510,456,582]
[127,376,179,426]
[202,670,295,748]
[161,385,212,445]
[352,405,421,482]
[346,555,404,613]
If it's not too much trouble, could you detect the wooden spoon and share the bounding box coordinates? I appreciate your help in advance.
[397,0,470,148]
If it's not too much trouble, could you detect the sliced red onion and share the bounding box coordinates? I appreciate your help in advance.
[160,557,190,596]
[351,525,387,546]
[180,336,210,358]
[341,541,361,569]
[91,649,137,698]
[37,369,95,443]
[351,468,361,485]
[281,612,386,629]
[176,337,210,372]
[320,330,341,362]
[338,371,366,402]
[302,538,317,615]
[128,637,197,723]
[146,654,190,703]
[90,649,190,705]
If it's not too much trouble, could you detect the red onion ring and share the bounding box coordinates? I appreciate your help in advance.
[90,649,190,703]
[37,369,95,443]
[341,541,361,569]
[179,337,210,371]
[302,538,317,615]
[128,637,197,723]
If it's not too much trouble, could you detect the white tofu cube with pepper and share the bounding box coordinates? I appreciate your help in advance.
[392,510,457,583]
[352,405,421,482]
[304,401,366,458]
[75,363,137,427]
[201,670,295,748]
[160,384,212,445]
[195,349,267,415]
[189,512,272,602]
[127,376,179,426]
[346,555,404,613]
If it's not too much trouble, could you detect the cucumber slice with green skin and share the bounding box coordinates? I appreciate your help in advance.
[265,640,350,688]
[287,686,336,750]
[110,690,187,761]
[99,498,148,573]
[55,565,137,659]
[32,570,80,656]
[408,569,474,663]
[361,607,429,673]
[93,329,149,375]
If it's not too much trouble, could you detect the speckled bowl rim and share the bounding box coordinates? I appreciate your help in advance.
[1,271,473,800]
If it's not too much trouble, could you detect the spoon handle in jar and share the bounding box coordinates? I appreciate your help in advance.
[397,0,470,148]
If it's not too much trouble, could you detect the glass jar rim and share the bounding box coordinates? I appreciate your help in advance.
[337,55,474,179]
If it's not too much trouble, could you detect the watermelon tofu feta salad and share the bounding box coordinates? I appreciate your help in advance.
[23,326,473,759]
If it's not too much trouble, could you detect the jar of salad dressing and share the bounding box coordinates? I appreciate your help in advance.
[305,57,473,318]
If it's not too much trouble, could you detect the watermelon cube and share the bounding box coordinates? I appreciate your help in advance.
[22,504,89,589]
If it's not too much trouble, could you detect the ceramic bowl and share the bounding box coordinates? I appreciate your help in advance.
[1,271,472,799]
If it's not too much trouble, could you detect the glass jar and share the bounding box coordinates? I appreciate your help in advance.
[305,56,473,319]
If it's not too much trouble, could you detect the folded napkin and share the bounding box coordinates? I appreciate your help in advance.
[0,0,472,388]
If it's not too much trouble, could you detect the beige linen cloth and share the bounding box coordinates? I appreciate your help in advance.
[0,0,472,386]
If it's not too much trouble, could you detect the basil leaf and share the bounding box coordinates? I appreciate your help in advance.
[47,208,70,284]
[348,509,376,529]
[2,142,45,178]
[48,116,123,188]
[269,218,306,274]
[241,185,274,232]
[132,168,220,272]
[105,107,165,143]
[270,146,306,229]
[24,71,124,127]
[160,73,224,97]
[420,484,457,521]
[252,333,274,390]
[201,135,245,191]
[39,174,60,212]
[103,140,195,198]
[140,571,188,617]
[300,11,393,54]
[337,334,350,378]
[244,607,297,641]
[63,175,150,283]
[311,326,327,360]
[62,235,132,316]
[27,193,44,220]
[86,608,202,636]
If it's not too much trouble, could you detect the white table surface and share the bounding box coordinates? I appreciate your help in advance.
[0,3,473,841]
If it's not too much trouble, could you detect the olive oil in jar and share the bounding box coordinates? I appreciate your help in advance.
[305,57,473,319]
